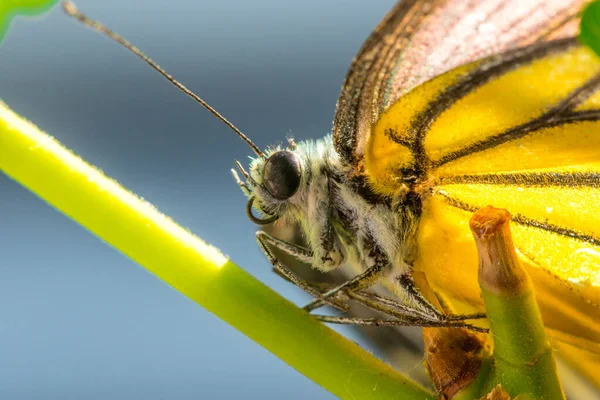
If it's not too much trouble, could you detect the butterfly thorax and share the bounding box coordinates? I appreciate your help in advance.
[243,135,420,277]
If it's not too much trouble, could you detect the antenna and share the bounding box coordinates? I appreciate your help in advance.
[62,1,264,158]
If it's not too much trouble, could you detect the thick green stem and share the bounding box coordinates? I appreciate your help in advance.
[483,291,563,398]
[0,102,434,399]
[469,207,564,400]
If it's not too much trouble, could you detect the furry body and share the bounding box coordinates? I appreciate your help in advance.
[245,136,421,302]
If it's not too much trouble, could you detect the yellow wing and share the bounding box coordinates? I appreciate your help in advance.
[367,39,600,357]
[332,0,586,168]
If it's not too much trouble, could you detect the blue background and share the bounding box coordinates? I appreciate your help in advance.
[0,1,397,399]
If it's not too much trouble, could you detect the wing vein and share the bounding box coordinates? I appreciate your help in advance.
[433,108,600,167]
[435,191,600,246]
[410,37,578,173]
[436,172,600,187]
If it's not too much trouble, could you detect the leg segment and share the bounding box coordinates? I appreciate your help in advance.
[398,274,486,321]
[256,231,349,311]
[257,230,313,264]
[343,291,488,332]
[313,315,489,333]
[303,255,388,312]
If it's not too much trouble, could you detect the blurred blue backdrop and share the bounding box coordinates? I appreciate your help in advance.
[0,1,397,398]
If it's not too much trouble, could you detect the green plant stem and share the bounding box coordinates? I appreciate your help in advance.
[0,102,434,399]
[467,207,564,400]
[483,291,563,399]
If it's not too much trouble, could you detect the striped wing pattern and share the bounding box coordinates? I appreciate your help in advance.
[369,39,600,354]
[332,0,588,168]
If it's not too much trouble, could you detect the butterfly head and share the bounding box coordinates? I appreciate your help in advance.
[232,138,307,226]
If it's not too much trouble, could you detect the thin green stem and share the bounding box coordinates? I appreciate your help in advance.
[0,102,434,399]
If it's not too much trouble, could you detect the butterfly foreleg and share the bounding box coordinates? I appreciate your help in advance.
[303,251,389,312]
[397,274,486,322]
[312,315,489,333]
[255,231,349,311]
[307,172,345,272]
[256,230,313,264]
[317,290,488,332]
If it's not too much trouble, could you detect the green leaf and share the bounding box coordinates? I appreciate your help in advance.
[580,0,600,56]
[0,0,59,44]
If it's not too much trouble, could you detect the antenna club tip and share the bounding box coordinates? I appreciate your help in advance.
[62,1,79,16]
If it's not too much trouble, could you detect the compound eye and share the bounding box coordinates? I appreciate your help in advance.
[262,151,302,200]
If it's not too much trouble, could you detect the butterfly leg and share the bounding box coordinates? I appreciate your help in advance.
[303,254,388,312]
[397,274,486,322]
[307,289,488,332]
[257,230,313,264]
[256,231,349,311]
[313,315,488,333]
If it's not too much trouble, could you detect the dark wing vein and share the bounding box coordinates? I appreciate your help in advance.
[549,71,600,115]
[436,172,600,187]
[437,192,600,246]
[409,37,578,172]
[433,108,600,168]
[333,0,427,167]
[535,7,582,41]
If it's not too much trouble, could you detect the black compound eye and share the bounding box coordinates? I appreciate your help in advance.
[262,151,302,200]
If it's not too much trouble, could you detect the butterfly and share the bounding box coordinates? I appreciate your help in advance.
[64,0,600,379]
[246,0,600,347]
[243,1,600,378]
